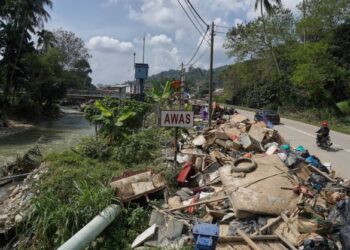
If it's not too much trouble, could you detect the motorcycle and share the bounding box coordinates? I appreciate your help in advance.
[316,133,332,150]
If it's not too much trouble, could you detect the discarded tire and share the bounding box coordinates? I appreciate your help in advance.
[231,158,257,173]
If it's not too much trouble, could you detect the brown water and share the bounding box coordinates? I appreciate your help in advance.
[0,107,94,166]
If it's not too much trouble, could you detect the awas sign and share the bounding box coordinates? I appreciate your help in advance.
[160,111,194,128]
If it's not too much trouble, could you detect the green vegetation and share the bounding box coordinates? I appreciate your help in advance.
[20,151,154,249]
[148,66,228,98]
[16,97,177,249]
[221,0,350,122]
[0,1,93,118]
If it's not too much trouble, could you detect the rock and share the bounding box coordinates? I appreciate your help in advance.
[0,214,8,226]
[15,214,23,223]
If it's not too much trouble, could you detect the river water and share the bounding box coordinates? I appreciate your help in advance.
[0,107,94,166]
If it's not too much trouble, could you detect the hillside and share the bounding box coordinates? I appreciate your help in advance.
[147,65,228,97]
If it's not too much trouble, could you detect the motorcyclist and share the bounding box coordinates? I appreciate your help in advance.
[316,121,331,146]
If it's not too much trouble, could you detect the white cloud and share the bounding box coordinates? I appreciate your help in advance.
[133,34,172,46]
[86,36,134,53]
[128,0,178,28]
[60,0,305,84]
[148,34,172,45]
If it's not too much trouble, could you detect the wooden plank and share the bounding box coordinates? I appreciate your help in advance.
[236,228,262,250]
[251,216,282,236]
[168,196,228,212]
[307,164,336,182]
[131,181,154,195]
[275,232,298,250]
[280,213,299,237]
[119,186,167,203]
[219,235,280,242]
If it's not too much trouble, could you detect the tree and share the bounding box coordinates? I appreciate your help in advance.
[21,48,67,109]
[0,0,53,102]
[37,29,56,53]
[254,0,282,74]
[290,42,347,107]
[330,18,350,70]
[296,0,350,42]
[52,29,91,70]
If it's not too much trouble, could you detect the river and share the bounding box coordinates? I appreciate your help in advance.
[0,107,94,166]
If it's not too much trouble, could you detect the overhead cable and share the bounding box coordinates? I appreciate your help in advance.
[184,0,207,33]
[186,0,208,27]
[184,27,210,67]
[177,0,210,45]
[189,47,209,68]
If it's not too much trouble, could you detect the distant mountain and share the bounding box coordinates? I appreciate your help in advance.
[147,65,228,97]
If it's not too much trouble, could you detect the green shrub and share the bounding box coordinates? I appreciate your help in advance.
[337,100,350,115]
[20,151,154,249]
[114,128,161,165]
[76,136,112,160]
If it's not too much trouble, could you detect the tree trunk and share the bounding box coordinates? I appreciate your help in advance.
[260,1,281,75]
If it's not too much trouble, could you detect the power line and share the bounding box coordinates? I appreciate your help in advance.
[186,0,208,27]
[177,0,210,45]
[184,0,206,33]
[184,27,209,67]
[189,47,209,68]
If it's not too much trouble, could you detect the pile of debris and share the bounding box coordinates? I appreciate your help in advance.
[113,113,350,249]
[0,147,44,246]
[0,163,47,244]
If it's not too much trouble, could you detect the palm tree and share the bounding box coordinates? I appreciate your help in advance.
[8,0,53,102]
[37,29,56,53]
[254,0,282,74]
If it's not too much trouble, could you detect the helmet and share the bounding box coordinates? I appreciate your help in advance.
[321,121,328,127]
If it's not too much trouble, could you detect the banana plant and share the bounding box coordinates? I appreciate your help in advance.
[87,100,137,142]
[149,80,172,108]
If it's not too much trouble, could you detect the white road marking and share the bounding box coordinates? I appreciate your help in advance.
[283,125,316,138]
[283,125,350,153]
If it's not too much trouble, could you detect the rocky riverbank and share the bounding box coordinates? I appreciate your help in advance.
[0,120,33,139]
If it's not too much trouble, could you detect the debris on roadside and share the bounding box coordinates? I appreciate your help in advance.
[109,170,168,206]
[0,163,47,242]
[129,113,350,249]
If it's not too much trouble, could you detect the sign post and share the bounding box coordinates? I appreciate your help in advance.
[160,111,194,176]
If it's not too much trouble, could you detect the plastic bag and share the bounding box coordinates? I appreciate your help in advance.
[328,199,350,226]
[309,173,328,187]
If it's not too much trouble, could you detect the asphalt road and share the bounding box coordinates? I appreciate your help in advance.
[237,109,350,179]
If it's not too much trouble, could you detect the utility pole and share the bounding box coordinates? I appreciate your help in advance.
[303,0,306,45]
[142,33,146,63]
[180,62,184,109]
[208,22,214,127]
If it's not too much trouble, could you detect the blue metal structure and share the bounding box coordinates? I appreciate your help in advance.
[193,223,220,250]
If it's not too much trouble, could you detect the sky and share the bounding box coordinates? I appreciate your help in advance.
[46,0,303,85]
